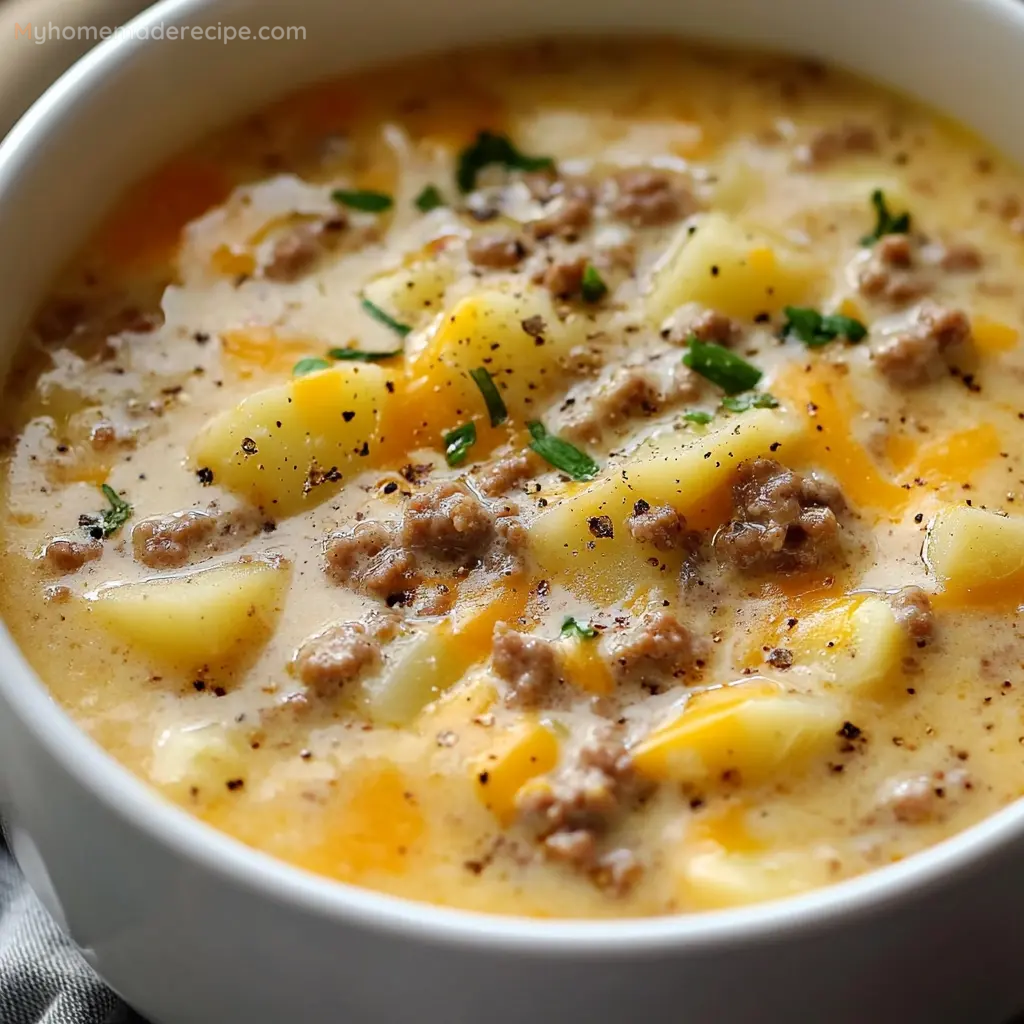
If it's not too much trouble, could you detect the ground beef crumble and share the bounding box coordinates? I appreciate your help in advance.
[610,169,694,226]
[608,610,706,687]
[626,501,690,551]
[492,624,561,706]
[43,537,102,572]
[714,458,845,573]
[292,621,382,697]
[515,730,645,893]
[889,586,935,644]
[873,302,973,385]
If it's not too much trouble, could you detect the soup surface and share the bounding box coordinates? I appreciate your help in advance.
[4,40,1024,918]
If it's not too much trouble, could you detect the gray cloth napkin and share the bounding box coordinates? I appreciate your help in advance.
[0,839,141,1023]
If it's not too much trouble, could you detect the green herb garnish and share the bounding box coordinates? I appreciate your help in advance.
[682,338,763,395]
[560,616,598,640]
[360,298,412,337]
[331,189,394,213]
[580,264,608,303]
[414,184,445,213]
[456,131,555,193]
[526,421,599,481]
[327,347,402,362]
[861,188,911,245]
[293,357,332,376]
[469,367,507,426]
[682,410,714,424]
[444,422,477,466]
[782,306,868,347]
[86,484,132,538]
[721,392,780,413]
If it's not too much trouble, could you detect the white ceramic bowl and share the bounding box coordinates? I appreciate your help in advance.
[3,1,1024,1021]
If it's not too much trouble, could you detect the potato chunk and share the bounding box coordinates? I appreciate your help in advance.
[406,288,586,429]
[678,843,834,910]
[531,408,803,600]
[472,719,559,825]
[150,722,249,797]
[630,678,842,785]
[789,595,908,696]
[363,260,455,325]
[646,213,822,323]
[191,363,389,515]
[362,585,526,726]
[925,505,1024,607]
[87,557,289,668]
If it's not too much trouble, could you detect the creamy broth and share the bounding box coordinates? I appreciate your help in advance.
[4,39,1024,918]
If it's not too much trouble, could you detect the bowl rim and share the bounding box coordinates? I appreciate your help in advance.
[4,0,1024,955]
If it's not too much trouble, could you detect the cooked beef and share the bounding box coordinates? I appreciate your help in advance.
[401,482,498,561]
[608,611,704,686]
[873,303,972,385]
[541,256,588,298]
[529,189,594,240]
[263,218,347,281]
[43,537,102,572]
[857,234,932,304]
[293,622,381,697]
[324,521,419,599]
[515,731,644,892]
[794,122,878,168]
[467,232,527,269]
[714,458,844,573]
[474,452,535,497]
[626,501,689,551]
[132,507,265,569]
[889,586,935,644]
[611,169,693,226]
[936,241,983,272]
[492,624,561,706]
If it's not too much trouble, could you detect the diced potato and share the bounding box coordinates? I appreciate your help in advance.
[191,363,389,515]
[406,287,586,429]
[150,722,249,797]
[924,505,1024,607]
[646,212,823,323]
[363,259,456,325]
[531,408,803,601]
[678,843,835,910]
[87,557,289,668]
[415,670,498,735]
[789,595,908,696]
[362,584,526,726]
[472,719,559,825]
[630,678,843,785]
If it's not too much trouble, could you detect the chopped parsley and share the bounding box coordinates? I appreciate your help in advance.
[444,422,477,466]
[293,357,332,376]
[682,338,762,395]
[861,188,911,245]
[82,484,133,539]
[560,616,598,640]
[327,347,402,362]
[721,392,780,413]
[331,189,393,213]
[782,306,868,347]
[683,410,714,425]
[468,367,507,426]
[414,184,445,212]
[580,264,608,303]
[456,131,555,193]
[526,421,599,481]
[360,298,412,337]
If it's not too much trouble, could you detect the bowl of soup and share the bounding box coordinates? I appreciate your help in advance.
[3,0,1024,1020]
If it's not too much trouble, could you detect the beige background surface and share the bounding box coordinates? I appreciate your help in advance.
[0,0,149,136]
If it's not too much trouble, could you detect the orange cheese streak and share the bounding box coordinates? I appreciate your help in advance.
[771,362,907,516]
